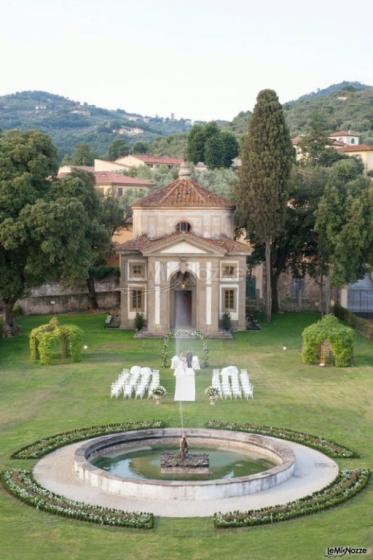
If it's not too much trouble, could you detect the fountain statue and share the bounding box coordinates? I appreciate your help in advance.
[179,434,189,460]
[160,433,209,474]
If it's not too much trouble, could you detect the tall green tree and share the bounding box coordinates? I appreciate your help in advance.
[0,130,59,335]
[187,122,238,168]
[204,130,224,168]
[108,138,129,160]
[69,143,97,166]
[50,171,113,309]
[237,89,294,321]
[315,159,373,292]
[220,130,239,167]
[132,141,150,154]
[187,124,207,164]
[0,130,118,335]
[248,165,328,313]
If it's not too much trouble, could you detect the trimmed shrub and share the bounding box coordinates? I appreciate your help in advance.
[302,314,354,367]
[29,317,83,365]
[12,420,165,459]
[134,312,145,331]
[214,469,370,528]
[1,470,153,529]
[206,420,357,458]
[334,304,373,341]
[222,311,231,332]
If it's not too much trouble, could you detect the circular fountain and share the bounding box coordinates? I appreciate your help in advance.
[73,428,295,500]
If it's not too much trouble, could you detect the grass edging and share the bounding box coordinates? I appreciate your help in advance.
[213,468,370,528]
[12,420,166,459]
[1,469,154,529]
[206,420,357,458]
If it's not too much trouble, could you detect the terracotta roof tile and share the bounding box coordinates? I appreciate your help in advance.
[337,143,373,153]
[94,172,152,187]
[329,130,359,137]
[132,177,233,208]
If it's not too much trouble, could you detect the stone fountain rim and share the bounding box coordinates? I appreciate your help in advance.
[74,427,295,488]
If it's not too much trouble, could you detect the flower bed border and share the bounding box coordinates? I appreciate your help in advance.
[206,420,357,458]
[12,420,166,459]
[1,470,154,529]
[214,468,370,528]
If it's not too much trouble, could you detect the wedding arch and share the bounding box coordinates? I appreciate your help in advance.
[161,329,209,368]
[30,317,83,366]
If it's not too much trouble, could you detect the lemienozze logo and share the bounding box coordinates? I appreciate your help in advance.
[325,546,369,558]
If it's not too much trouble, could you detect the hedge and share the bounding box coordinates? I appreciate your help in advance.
[302,314,354,367]
[1,470,153,529]
[205,420,357,458]
[334,304,373,341]
[12,420,165,459]
[214,469,370,528]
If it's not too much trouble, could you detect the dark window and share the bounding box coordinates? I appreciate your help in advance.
[223,289,236,311]
[130,289,144,312]
[130,263,145,278]
[176,221,191,233]
[223,264,236,277]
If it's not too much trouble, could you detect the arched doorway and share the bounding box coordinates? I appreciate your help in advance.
[170,270,196,329]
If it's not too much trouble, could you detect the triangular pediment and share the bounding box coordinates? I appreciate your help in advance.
[160,241,207,254]
[142,234,226,256]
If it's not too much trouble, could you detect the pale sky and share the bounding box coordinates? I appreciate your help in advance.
[0,0,372,121]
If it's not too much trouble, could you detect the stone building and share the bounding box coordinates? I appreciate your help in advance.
[117,164,250,336]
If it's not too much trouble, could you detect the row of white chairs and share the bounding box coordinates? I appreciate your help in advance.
[212,366,254,399]
[110,366,160,399]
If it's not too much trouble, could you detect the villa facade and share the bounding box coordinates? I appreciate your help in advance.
[117,164,250,336]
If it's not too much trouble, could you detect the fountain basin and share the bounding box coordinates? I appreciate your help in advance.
[74,428,295,500]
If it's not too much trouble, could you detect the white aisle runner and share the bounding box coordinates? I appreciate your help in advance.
[174,371,196,401]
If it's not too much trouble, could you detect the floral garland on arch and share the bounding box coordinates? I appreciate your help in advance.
[161,329,209,368]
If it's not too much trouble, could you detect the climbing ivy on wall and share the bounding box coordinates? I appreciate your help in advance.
[30,318,83,365]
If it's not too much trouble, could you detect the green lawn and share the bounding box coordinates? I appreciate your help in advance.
[0,312,372,560]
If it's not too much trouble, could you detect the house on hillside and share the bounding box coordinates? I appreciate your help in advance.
[335,144,373,175]
[57,164,152,197]
[115,154,184,169]
[328,130,360,146]
[116,163,249,336]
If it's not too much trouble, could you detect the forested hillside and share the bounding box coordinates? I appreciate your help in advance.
[1,82,372,160]
[0,90,192,158]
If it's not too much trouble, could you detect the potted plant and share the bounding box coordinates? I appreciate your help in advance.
[205,386,219,405]
[222,311,231,332]
[152,385,167,405]
[134,312,145,332]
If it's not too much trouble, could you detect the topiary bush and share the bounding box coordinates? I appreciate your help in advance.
[302,314,354,367]
[29,317,83,365]
[134,312,145,332]
[222,311,231,332]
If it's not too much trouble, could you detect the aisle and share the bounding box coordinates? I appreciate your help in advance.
[174,373,196,401]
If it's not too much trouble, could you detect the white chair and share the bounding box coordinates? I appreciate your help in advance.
[123,384,133,399]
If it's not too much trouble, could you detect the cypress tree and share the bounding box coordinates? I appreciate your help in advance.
[237,89,293,321]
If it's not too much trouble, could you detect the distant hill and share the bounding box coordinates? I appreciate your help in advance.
[0,90,193,158]
[1,82,373,160]
[225,82,373,143]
